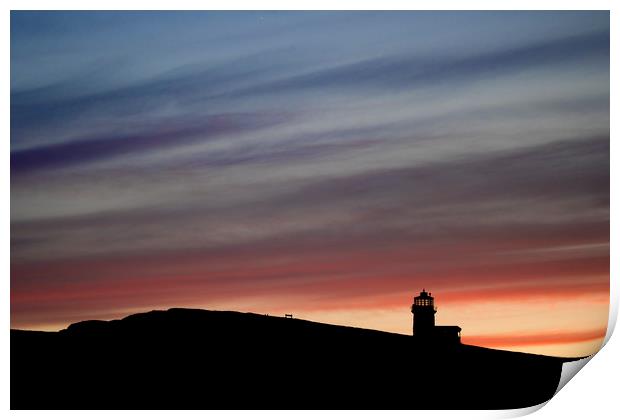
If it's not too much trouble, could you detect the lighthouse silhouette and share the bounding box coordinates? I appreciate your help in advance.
[411,289,462,343]
[412,289,436,336]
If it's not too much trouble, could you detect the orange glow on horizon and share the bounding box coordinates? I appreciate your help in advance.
[11,243,609,358]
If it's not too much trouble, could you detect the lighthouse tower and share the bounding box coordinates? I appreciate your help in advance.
[411,289,436,336]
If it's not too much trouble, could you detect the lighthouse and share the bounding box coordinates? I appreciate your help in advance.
[411,289,436,336]
[411,289,462,343]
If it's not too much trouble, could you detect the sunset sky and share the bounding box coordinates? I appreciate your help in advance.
[11,11,609,357]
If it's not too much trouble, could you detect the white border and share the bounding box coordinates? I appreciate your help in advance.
[3,2,617,419]
[1,1,617,11]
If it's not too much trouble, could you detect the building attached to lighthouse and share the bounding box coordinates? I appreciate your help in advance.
[411,289,461,344]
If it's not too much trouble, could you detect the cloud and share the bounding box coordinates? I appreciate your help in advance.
[226,31,609,98]
[10,46,296,150]
[11,135,609,262]
[11,112,287,174]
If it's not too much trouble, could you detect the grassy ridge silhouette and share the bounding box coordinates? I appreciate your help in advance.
[11,308,569,409]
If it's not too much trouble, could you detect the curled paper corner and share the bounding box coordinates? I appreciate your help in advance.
[550,286,620,398]
[499,401,548,418]
[550,304,617,402]
[553,307,616,398]
[555,355,594,396]
[496,356,596,419]
[498,326,615,418]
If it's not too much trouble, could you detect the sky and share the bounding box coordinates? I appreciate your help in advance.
[10,11,609,357]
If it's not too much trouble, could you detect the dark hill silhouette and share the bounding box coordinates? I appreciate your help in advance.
[11,308,572,409]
